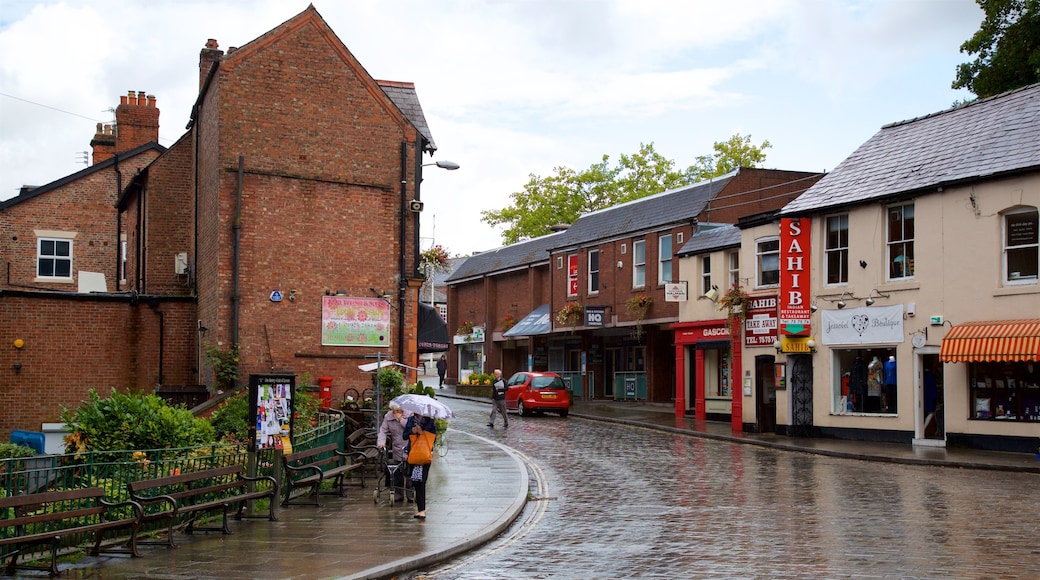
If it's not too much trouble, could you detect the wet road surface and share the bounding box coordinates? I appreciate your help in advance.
[406,399,1040,579]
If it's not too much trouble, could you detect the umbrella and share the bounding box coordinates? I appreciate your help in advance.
[390,394,456,419]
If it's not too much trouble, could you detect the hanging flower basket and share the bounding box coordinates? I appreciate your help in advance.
[716,283,749,327]
[555,302,584,326]
[456,320,474,335]
[626,294,653,339]
[420,245,451,274]
[502,314,517,331]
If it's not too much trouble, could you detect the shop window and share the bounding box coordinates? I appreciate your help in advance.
[588,249,600,294]
[703,348,731,398]
[37,237,73,279]
[756,237,779,287]
[832,348,898,414]
[1003,207,1038,285]
[968,361,1040,422]
[887,203,915,280]
[728,251,740,288]
[701,256,711,294]
[633,240,646,288]
[658,234,673,284]
[825,213,848,285]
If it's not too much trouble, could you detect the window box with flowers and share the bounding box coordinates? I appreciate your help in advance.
[456,321,475,336]
[502,314,517,331]
[556,302,584,327]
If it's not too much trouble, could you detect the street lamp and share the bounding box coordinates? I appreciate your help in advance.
[424,160,460,171]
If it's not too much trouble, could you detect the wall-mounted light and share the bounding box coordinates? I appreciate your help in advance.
[807,338,816,352]
[617,260,623,269]
[810,298,818,313]
[864,288,890,306]
[13,339,25,349]
[836,291,848,309]
[773,339,782,354]
[703,285,719,302]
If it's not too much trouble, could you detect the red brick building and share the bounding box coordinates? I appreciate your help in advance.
[0,6,444,440]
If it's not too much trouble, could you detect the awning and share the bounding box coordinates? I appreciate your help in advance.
[503,304,551,338]
[417,303,450,353]
[358,360,423,372]
[939,319,1040,363]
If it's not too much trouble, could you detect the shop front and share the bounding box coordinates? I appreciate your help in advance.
[673,319,741,426]
[820,305,905,417]
[939,319,1040,452]
[454,326,485,382]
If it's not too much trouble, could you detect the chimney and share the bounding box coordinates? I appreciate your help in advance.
[113,90,160,153]
[200,38,223,89]
[90,122,115,164]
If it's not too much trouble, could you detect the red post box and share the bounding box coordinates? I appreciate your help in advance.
[317,376,334,408]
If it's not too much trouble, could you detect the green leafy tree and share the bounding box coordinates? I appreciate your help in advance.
[61,389,215,453]
[481,137,768,244]
[953,0,1040,98]
[687,133,771,180]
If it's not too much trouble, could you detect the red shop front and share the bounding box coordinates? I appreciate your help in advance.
[673,317,743,431]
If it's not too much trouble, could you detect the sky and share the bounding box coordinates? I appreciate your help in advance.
[0,0,985,256]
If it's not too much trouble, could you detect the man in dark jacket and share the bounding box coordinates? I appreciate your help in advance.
[488,369,508,428]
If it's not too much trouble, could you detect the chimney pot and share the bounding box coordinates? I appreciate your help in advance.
[120,95,128,105]
[147,94,156,108]
[206,38,219,49]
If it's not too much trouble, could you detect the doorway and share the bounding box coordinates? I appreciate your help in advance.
[755,355,777,433]
[914,348,945,447]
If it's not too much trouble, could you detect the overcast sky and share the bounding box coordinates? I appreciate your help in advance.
[1,0,984,255]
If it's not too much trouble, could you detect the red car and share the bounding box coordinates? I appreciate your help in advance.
[504,372,571,417]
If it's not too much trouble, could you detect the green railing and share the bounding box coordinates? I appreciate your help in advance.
[0,409,346,567]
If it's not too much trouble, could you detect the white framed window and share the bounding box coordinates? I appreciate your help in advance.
[887,203,915,280]
[728,251,739,288]
[621,243,627,255]
[37,237,73,279]
[701,256,711,294]
[677,232,684,244]
[756,237,780,287]
[557,256,563,269]
[825,214,849,285]
[632,240,646,288]
[1004,206,1038,285]
[658,234,673,284]
[588,249,600,294]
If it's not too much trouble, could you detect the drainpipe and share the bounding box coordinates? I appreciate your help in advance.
[113,154,122,291]
[233,156,243,349]
[398,143,407,364]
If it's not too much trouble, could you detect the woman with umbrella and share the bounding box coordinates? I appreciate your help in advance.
[393,394,454,520]
[404,412,437,520]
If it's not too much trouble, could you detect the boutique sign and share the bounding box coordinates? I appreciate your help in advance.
[820,305,905,345]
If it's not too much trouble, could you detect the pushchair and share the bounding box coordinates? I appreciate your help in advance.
[373,447,409,506]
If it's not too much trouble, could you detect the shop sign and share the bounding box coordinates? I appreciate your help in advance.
[664,282,688,302]
[820,305,904,345]
[584,306,605,327]
[779,218,811,336]
[453,326,485,344]
[567,254,579,297]
[744,294,778,347]
[779,336,812,353]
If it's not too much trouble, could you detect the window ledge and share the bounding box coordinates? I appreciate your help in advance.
[994,284,1038,297]
[34,277,74,284]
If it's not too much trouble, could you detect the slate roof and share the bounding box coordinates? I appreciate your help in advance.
[0,142,166,211]
[676,224,741,257]
[378,80,436,152]
[447,172,738,281]
[446,231,564,282]
[550,173,736,250]
[782,83,1040,216]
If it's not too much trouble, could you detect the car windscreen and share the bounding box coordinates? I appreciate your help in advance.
[531,377,565,390]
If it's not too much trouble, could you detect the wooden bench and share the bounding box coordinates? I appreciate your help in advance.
[346,427,382,481]
[281,443,370,506]
[0,487,142,575]
[127,465,277,548]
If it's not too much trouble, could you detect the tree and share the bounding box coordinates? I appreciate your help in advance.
[687,133,771,180]
[482,138,767,244]
[952,0,1040,98]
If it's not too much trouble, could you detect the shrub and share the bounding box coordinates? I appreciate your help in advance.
[0,443,38,460]
[377,366,406,403]
[60,389,215,453]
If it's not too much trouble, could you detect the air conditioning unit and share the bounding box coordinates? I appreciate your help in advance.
[175,252,189,275]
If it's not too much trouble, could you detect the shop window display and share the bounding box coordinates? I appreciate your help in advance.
[833,348,897,414]
[968,361,1040,422]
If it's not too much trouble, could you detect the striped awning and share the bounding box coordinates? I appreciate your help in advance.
[939,319,1040,363]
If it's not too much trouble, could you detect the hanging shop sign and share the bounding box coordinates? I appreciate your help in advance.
[567,254,579,297]
[744,295,778,347]
[664,282,688,302]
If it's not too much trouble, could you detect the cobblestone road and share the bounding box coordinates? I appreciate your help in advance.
[406,399,1040,579]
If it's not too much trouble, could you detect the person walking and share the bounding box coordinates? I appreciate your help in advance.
[404,413,437,520]
[376,402,412,503]
[436,354,447,388]
[488,368,508,428]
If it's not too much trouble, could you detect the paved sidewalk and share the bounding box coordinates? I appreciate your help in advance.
[56,375,1038,579]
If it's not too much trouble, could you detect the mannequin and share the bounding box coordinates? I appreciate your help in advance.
[866,356,883,413]
[849,355,868,412]
[883,355,897,412]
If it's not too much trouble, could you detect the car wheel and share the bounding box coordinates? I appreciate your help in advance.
[518,400,528,417]
[559,409,569,418]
